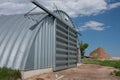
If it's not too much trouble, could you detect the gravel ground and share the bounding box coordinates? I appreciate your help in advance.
[25,64,120,80]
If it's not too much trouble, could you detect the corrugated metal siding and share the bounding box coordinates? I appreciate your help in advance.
[0,10,80,71]
[77,40,81,63]
[54,10,74,28]
[25,16,56,70]
[0,13,51,70]
[54,19,78,71]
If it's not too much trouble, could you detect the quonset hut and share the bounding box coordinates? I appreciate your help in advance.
[0,1,81,73]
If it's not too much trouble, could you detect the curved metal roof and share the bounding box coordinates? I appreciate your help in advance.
[0,10,75,70]
[53,10,75,28]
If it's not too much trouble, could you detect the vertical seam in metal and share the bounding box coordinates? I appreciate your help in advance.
[53,18,56,71]
[68,26,69,68]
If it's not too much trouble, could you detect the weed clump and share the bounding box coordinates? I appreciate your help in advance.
[0,67,21,80]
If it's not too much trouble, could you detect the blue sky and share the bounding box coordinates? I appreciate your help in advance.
[72,6,120,57]
[0,0,120,57]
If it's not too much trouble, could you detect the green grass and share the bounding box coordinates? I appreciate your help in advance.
[82,58,120,77]
[0,67,21,80]
[114,70,120,76]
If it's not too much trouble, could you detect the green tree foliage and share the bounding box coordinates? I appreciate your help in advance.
[79,41,88,58]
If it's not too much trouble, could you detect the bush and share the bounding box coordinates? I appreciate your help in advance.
[0,67,21,80]
[114,70,120,76]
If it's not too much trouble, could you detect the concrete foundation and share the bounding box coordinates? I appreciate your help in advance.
[21,68,53,79]
[77,63,82,66]
[21,64,82,79]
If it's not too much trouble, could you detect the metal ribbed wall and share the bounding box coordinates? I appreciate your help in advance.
[0,10,81,71]
[55,20,77,71]
[0,13,54,70]
[25,16,56,70]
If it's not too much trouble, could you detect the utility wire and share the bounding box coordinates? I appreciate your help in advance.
[53,3,63,20]
[24,6,39,23]
[24,6,37,16]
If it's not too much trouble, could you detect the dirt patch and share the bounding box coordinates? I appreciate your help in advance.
[25,64,120,80]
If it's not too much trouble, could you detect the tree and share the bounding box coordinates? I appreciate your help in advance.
[79,41,88,58]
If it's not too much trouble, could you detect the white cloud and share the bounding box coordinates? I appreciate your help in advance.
[0,1,35,15]
[0,0,120,17]
[78,21,106,31]
[108,2,120,9]
[44,0,107,17]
